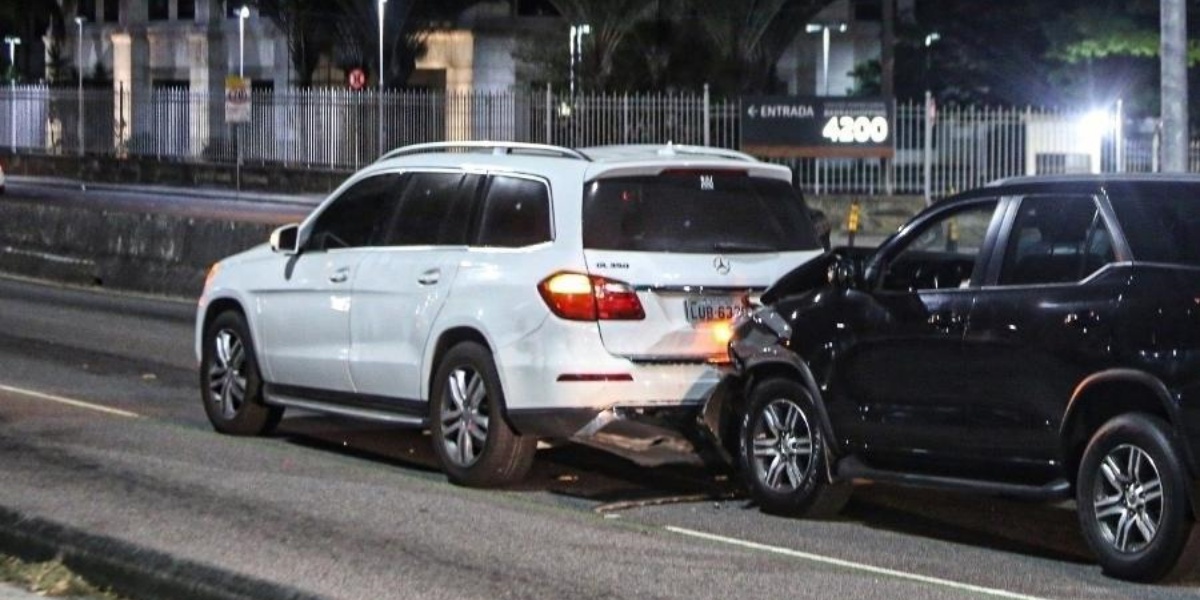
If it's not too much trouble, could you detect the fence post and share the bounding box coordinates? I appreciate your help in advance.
[923,90,933,205]
[703,83,710,147]
[544,83,552,144]
[622,92,629,144]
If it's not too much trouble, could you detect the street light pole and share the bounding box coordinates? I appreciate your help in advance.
[805,23,846,96]
[4,36,19,153]
[923,32,939,205]
[569,24,590,97]
[76,16,86,156]
[378,0,387,155]
[237,6,249,78]
[236,6,250,193]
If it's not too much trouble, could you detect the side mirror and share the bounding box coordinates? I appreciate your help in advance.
[269,223,301,255]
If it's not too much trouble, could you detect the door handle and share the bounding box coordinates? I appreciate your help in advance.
[329,268,350,284]
[417,269,441,286]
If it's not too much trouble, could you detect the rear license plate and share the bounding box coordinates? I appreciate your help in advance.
[683,296,748,324]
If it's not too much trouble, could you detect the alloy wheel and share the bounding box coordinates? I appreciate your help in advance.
[751,398,815,492]
[207,328,247,420]
[1092,443,1164,554]
[440,366,490,467]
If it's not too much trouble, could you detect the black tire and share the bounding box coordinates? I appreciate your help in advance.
[199,310,283,436]
[430,342,536,488]
[740,377,850,518]
[1077,413,1198,582]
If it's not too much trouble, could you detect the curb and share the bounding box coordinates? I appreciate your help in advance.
[0,506,329,600]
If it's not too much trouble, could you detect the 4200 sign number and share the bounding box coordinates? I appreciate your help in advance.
[821,115,889,144]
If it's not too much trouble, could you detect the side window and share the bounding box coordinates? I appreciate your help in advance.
[385,172,474,246]
[306,174,401,251]
[475,176,552,248]
[998,195,1115,286]
[881,201,998,292]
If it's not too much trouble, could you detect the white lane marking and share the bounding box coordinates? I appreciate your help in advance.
[666,526,1053,600]
[0,384,142,419]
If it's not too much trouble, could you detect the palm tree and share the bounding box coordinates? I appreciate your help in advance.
[546,0,658,89]
[691,0,826,93]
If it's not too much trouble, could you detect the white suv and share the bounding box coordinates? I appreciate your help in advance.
[196,142,823,486]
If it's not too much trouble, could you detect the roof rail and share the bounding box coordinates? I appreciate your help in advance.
[656,143,759,163]
[377,141,590,162]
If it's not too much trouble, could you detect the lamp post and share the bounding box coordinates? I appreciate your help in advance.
[923,32,939,205]
[76,17,86,156]
[236,6,249,193]
[378,0,386,155]
[4,36,19,153]
[569,24,591,97]
[237,6,249,78]
[805,23,846,96]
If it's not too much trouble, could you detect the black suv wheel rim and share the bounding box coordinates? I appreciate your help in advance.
[1093,443,1164,553]
[440,366,490,467]
[751,398,814,492]
[207,328,247,419]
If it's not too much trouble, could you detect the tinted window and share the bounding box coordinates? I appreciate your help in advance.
[306,174,400,250]
[386,172,474,246]
[583,174,819,253]
[475,176,552,247]
[999,195,1114,285]
[1109,184,1200,267]
[881,201,997,291]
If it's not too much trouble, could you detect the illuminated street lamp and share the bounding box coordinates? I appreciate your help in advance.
[805,23,846,96]
[569,24,591,96]
[76,16,86,155]
[378,0,387,154]
[237,5,250,78]
[923,31,940,205]
[5,36,19,153]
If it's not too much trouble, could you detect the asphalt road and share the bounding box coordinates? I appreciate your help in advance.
[0,180,1197,598]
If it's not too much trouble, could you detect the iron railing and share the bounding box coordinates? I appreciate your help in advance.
[0,84,1194,197]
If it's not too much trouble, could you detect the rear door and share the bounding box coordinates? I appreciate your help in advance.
[582,171,823,361]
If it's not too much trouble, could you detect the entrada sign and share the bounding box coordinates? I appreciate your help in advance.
[741,96,894,158]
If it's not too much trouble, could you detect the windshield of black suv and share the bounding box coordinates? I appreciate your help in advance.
[582,173,820,253]
[1108,183,1200,267]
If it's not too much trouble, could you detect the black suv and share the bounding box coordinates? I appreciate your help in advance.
[709,175,1200,582]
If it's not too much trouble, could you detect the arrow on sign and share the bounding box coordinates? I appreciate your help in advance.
[747,105,759,118]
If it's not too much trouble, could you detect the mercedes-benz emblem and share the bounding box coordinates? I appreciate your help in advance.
[713,256,731,275]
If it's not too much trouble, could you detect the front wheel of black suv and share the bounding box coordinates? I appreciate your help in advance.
[740,378,850,518]
[1077,413,1200,582]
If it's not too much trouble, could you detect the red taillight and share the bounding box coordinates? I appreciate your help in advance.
[538,272,645,321]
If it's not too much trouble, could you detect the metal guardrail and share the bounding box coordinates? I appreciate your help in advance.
[0,84,1194,197]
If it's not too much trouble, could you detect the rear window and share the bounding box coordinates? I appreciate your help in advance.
[1108,184,1200,266]
[582,174,820,253]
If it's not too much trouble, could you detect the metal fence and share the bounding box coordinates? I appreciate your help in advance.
[0,84,1195,197]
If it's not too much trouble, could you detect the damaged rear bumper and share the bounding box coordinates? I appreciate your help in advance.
[506,375,743,468]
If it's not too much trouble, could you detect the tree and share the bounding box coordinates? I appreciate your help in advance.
[689,0,827,94]
[545,0,658,89]
[0,0,65,82]
[253,0,339,87]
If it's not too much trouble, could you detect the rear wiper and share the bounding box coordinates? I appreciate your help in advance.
[713,242,776,253]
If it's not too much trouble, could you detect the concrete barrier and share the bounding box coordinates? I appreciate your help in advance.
[0,200,273,299]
